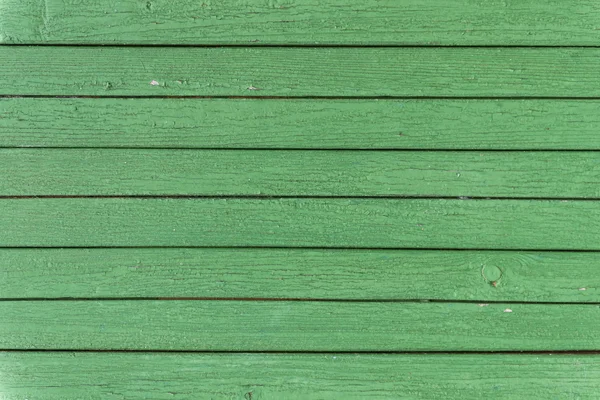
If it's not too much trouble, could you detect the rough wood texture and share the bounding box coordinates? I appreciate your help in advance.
[3,352,600,399]
[4,198,600,249]
[1,248,598,302]
[3,300,600,351]
[3,98,600,150]
[4,0,600,397]
[4,149,600,197]
[2,0,599,46]
[3,47,600,97]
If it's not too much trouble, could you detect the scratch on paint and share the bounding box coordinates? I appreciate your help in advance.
[39,0,51,39]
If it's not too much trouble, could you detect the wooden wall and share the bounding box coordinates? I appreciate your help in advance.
[2,1,600,398]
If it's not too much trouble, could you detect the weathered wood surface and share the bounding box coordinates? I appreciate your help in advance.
[1,249,598,302]
[4,149,600,197]
[2,0,599,46]
[3,300,600,351]
[4,198,600,249]
[3,98,600,150]
[3,0,600,398]
[3,47,600,97]
[3,352,599,399]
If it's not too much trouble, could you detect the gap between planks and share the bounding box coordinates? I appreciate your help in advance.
[6,95,600,99]
[3,299,600,305]
[7,44,600,48]
[5,349,600,354]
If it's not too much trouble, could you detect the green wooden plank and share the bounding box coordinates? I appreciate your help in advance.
[4,149,600,198]
[2,0,600,45]
[2,300,600,350]
[2,47,600,97]
[1,248,599,302]
[2,352,599,399]
[2,198,600,249]
[3,98,600,150]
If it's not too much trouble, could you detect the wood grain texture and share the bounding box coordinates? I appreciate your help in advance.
[2,47,600,97]
[2,0,600,45]
[4,98,600,150]
[3,198,600,249]
[3,352,599,399]
[3,300,600,351]
[2,248,599,302]
[4,149,600,197]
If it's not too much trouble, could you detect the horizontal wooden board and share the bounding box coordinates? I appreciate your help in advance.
[3,198,600,249]
[2,352,599,399]
[2,301,600,351]
[4,98,600,150]
[2,47,600,97]
[1,0,600,46]
[1,249,599,302]
[4,149,600,197]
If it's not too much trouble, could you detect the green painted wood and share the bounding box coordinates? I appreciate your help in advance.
[2,0,600,46]
[3,198,600,249]
[4,149,600,197]
[1,249,599,302]
[2,47,600,97]
[4,98,600,150]
[2,352,599,399]
[2,300,600,351]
